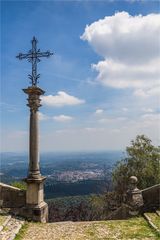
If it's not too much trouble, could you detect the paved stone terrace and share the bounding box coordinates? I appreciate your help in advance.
[21,217,159,240]
[0,210,159,240]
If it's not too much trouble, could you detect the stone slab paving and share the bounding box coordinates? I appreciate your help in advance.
[0,215,24,240]
[22,217,158,240]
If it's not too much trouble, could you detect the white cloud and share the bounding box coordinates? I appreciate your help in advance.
[134,89,148,98]
[81,12,160,96]
[40,114,160,151]
[92,59,160,90]
[134,86,160,98]
[81,12,160,64]
[85,127,105,132]
[41,91,85,107]
[38,112,49,121]
[98,116,127,124]
[141,113,160,122]
[142,108,154,113]
[53,115,74,122]
[39,112,75,122]
[95,109,104,115]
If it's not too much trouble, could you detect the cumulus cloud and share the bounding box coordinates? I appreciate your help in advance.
[41,91,85,107]
[81,12,160,64]
[53,115,74,122]
[92,59,160,90]
[81,12,160,96]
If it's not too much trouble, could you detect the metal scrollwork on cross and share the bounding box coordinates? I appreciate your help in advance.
[16,36,53,86]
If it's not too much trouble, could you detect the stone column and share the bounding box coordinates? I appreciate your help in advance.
[23,86,48,223]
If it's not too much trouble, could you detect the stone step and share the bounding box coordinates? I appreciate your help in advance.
[0,215,25,240]
[143,212,160,236]
[156,210,160,217]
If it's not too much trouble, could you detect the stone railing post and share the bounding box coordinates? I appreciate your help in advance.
[126,176,144,216]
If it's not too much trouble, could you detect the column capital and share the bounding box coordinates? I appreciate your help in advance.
[23,86,45,112]
[23,86,45,96]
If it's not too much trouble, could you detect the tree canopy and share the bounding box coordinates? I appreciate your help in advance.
[112,135,160,194]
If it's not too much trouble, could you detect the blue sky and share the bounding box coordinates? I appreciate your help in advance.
[1,0,160,152]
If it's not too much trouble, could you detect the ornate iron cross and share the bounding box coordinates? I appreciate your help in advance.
[16,36,53,86]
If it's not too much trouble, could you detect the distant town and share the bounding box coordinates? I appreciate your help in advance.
[46,169,104,183]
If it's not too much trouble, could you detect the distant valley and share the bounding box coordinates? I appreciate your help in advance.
[0,151,123,198]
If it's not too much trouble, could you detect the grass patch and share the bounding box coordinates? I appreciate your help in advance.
[86,217,159,239]
[14,223,29,240]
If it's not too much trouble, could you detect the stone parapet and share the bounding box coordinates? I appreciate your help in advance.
[0,183,26,208]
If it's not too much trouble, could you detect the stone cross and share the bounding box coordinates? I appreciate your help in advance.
[16,37,53,222]
[16,36,53,86]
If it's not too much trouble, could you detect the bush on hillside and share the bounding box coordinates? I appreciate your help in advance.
[112,135,160,196]
[11,181,27,190]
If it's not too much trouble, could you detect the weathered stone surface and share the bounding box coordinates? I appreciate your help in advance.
[23,86,48,223]
[21,218,158,240]
[23,86,45,179]
[25,178,45,205]
[21,201,48,223]
[0,183,26,208]
[126,176,144,215]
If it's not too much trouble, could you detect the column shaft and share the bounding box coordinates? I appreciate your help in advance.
[29,109,40,177]
[23,86,45,179]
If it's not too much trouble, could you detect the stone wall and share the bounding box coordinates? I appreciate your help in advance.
[142,184,160,211]
[0,183,26,208]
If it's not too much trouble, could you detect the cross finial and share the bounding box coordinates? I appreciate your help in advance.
[16,37,53,86]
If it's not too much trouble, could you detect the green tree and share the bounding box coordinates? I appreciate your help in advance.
[112,135,160,195]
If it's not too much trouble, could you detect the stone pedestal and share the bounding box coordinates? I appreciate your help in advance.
[23,86,48,223]
[25,177,45,205]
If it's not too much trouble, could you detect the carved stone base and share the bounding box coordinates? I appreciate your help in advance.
[21,202,48,223]
[24,177,46,205]
[23,176,48,222]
